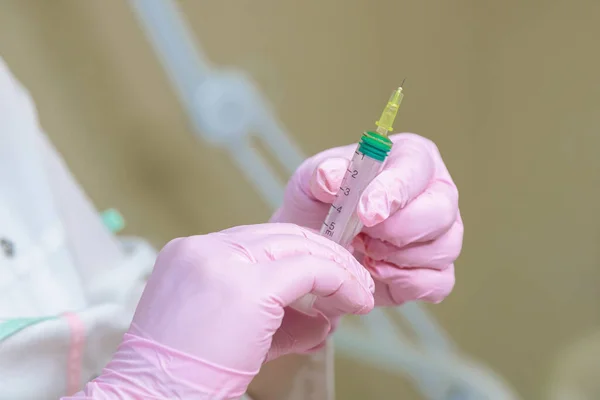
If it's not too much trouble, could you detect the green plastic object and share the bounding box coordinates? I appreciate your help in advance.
[101,208,125,233]
[0,317,55,341]
[358,131,393,162]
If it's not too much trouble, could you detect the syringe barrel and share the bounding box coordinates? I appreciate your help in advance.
[320,131,393,248]
[319,151,382,248]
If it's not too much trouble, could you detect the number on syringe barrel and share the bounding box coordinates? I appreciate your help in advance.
[323,221,335,237]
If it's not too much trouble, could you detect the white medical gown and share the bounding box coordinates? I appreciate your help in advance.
[0,58,155,399]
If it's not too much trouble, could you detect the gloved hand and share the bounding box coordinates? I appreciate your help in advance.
[271,133,462,306]
[65,224,374,400]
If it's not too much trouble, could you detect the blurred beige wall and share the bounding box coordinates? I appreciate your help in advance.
[1,0,600,399]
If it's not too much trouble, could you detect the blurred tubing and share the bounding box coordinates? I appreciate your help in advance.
[129,0,304,176]
[228,139,284,208]
[129,0,209,111]
[362,308,451,399]
[334,327,519,400]
[128,0,513,398]
[401,301,454,352]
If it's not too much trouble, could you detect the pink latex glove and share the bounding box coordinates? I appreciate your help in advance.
[271,133,462,307]
[64,224,373,400]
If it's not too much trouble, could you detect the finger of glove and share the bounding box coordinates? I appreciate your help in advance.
[223,223,374,294]
[222,223,327,244]
[254,240,374,300]
[362,179,458,248]
[272,146,355,226]
[371,263,456,306]
[296,315,340,354]
[309,157,350,203]
[266,256,374,315]
[267,308,331,361]
[358,134,436,227]
[292,145,356,200]
[356,219,463,270]
[224,223,353,261]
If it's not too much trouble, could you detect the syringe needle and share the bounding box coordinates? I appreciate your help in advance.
[400,77,406,88]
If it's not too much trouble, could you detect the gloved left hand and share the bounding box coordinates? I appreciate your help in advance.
[271,133,462,307]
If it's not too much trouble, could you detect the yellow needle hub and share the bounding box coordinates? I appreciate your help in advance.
[375,85,404,135]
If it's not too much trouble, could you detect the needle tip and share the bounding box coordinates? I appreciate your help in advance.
[400,78,406,88]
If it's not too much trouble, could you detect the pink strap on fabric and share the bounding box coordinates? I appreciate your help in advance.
[62,312,85,396]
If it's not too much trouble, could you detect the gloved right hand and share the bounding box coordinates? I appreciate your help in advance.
[65,223,374,400]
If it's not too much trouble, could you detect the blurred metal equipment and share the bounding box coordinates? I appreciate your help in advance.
[128,0,519,398]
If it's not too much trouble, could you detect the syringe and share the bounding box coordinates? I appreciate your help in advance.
[320,85,405,249]
[291,85,405,315]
